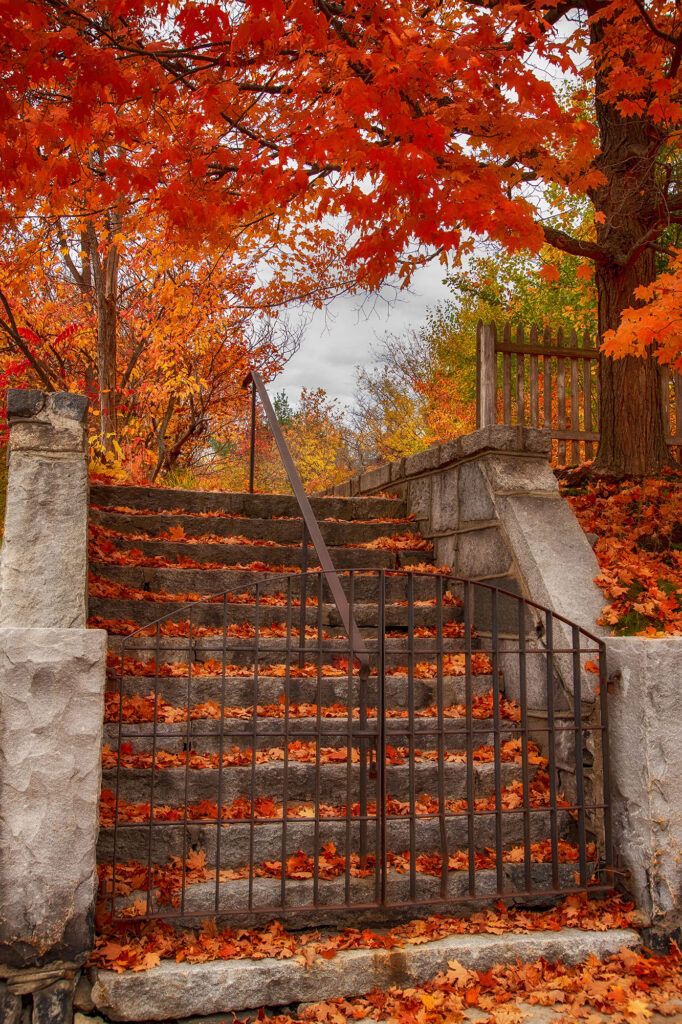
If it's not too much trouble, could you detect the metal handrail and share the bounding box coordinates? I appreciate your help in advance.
[242,370,369,666]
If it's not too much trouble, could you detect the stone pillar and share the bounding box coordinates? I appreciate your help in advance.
[0,389,107,1022]
[606,638,682,947]
[0,389,89,628]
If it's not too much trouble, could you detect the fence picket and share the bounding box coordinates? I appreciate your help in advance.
[556,328,567,465]
[582,329,594,460]
[503,322,512,425]
[529,324,539,429]
[543,325,552,431]
[570,330,580,464]
[516,324,525,425]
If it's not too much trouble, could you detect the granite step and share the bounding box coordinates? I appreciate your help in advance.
[91,508,417,545]
[102,759,526,806]
[90,485,406,521]
[110,672,496,708]
[90,564,452,602]
[98,808,570,872]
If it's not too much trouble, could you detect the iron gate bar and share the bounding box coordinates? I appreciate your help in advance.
[243,369,368,668]
[518,600,532,893]
[545,611,560,891]
[436,575,448,900]
[491,587,504,895]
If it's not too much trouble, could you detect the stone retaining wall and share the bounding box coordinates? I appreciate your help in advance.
[326,426,606,641]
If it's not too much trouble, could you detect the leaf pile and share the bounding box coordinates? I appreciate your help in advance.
[90,892,637,973]
[564,471,682,635]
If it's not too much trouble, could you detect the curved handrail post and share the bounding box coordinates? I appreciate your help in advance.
[242,370,369,667]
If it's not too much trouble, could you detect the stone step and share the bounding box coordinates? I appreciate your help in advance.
[90,564,453,602]
[102,760,524,807]
[108,634,479,671]
[111,672,495,709]
[95,535,429,572]
[110,861,598,930]
[87,927,641,1021]
[89,597,464,631]
[104,716,511,754]
[90,485,406,521]
[98,806,569,867]
[91,508,416,545]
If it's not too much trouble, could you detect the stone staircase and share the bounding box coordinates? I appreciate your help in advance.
[89,483,597,933]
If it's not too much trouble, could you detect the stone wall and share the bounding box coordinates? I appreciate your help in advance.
[0,389,90,628]
[326,426,606,643]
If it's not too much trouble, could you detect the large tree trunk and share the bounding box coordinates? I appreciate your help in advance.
[590,28,670,477]
[593,257,669,476]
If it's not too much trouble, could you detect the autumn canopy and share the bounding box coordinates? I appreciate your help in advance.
[2,0,682,475]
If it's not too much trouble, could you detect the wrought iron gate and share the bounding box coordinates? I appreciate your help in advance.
[104,568,613,927]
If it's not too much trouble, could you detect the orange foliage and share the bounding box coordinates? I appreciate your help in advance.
[565,471,682,634]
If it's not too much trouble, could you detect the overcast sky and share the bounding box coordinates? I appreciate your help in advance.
[272,259,451,408]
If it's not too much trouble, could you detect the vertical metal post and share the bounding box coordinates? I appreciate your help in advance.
[249,380,256,494]
[299,521,308,668]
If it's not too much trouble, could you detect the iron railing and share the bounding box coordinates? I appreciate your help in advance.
[104,570,613,927]
[243,369,368,667]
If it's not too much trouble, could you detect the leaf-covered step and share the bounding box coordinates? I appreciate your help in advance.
[110,671,496,710]
[89,598,464,631]
[90,485,407,521]
[101,755,528,806]
[107,849,597,928]
[90,564,454,603]
[91,508,417,545]
[98,802,569,868]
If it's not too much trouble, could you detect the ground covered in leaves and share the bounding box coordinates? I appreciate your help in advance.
[562,469,682,635]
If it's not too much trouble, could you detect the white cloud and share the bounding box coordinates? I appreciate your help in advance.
[273,260,450,407]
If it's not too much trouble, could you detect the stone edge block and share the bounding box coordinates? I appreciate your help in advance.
[0,628,107,968]
[90,928,640,1021]
[359,464,391,493]
[605,637,682,934]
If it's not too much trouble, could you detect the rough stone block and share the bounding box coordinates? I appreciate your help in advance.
[390,457,406,482]
[0,628,107,968]
[429,467,459,533]
[606,638,682,936]
[404,447,440,477]
[438,438,462,465]
[0,981,21,1024]
[521,427,553,455]
[406,476,432,522]
[32,978,74,1024]
[455,527,511,579]
[0,389,90,629]
[494,494,606,640]
[6,388,45,421]
[481,455,558,495]
[458,461,496,523]
[359,464,391,493]
[89,929,640,1020]
[0,454,89,627]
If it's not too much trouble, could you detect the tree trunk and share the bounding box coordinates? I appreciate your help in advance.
[97,290,117,451]
[590,27,671,477]
[593,257,670,476]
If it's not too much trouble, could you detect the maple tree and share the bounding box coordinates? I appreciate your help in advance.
[6,0,682,476]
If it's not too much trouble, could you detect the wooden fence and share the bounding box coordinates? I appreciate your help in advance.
[475,320,682,467]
